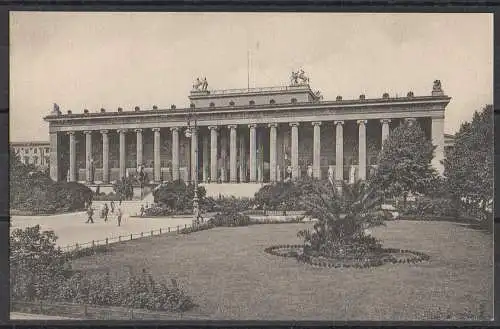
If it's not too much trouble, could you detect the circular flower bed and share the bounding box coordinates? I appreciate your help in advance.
[264,244,430,269]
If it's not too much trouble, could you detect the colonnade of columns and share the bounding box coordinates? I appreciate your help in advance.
[62,116,444,184]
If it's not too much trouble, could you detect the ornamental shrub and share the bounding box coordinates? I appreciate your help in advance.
[402,196,459,218]
[11,225,196,313]
[212,196,253,213]
[50,270,195,312]
[209,210,252,227]
[153,180,206,213]
[10,154,92,214]
[10,225,69,301]
[254,181,304,211]
[297,180,388,258]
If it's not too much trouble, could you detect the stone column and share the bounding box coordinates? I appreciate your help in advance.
[380,119,391,149]
[335,121,344,182]
[135,129,143,167]
[118,129,127,179]
[101,130,109,184]
[171,127,179,181]
[209,126,218,182]
[228,125,238,183]
[202,132,209,183]
[357,120,367,181]
[49,132,58,181]
[84,131,92,183]
[312,121,321,179]
[432,116,445,175]
[220,130,227,182]
[68,131,76,182]
[269,123,278,182]
[153,128,161,183]
[239,134,246,182]
[249,124,257,182]
[290,122,299,180]
[190,127,198,183]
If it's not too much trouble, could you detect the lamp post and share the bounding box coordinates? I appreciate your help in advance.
[185,106,200,224]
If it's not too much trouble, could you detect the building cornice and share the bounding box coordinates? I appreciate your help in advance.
[188,85,317,100]
[10,141,50,146]
[43,95,451,123]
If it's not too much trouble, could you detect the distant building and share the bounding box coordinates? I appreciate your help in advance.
[444,133,455,155]
[11,141,51,170]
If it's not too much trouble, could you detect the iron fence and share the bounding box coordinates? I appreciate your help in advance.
[11,299,210,320]
[60,223,192,254]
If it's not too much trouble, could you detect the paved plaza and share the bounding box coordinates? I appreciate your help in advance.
[10,312,79,320]
[10,201,193,248]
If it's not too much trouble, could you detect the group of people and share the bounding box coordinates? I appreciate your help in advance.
[85,200,123,226]
[139,203,150,217]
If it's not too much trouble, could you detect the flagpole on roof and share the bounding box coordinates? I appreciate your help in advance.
[247,49,250,91]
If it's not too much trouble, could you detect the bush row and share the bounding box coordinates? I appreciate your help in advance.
[49,270,195,312]
[11,181,92,214]
[401,197,459,218]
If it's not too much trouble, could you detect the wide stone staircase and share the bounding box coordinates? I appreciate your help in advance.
[199,183,265,198]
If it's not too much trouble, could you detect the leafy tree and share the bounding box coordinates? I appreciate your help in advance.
[10,150,41,207]
[254,181,303,210]
[369,120,438,208]
[297,179,387,258]
[10,225,69,301]
[153,179,206,212]
[444,105,493,220]
[10,151,91,212]
[113,177,134,200]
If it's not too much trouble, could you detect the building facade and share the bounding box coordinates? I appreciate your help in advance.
[43,78,450,186]
[11,141,51,170]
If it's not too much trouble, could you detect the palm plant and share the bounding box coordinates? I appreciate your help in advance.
[297,178,387,258]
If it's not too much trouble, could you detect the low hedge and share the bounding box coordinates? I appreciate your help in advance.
[401,197,459,218]
[47,270,195,312]
[264,244,430,269]
[13,181,92,214]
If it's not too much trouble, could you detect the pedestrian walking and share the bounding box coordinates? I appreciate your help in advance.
[117,207,123,227]
[102,203,109,222]
[110,200,115,213]
[140,205,145,217]
[86,205,95,224]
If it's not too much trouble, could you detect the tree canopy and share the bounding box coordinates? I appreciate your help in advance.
[444,105,493,217]
[153,179,206,212]
[10,151,92,213]
[369,120,438,203]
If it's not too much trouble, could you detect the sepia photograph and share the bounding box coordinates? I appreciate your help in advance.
[9,12,493,321]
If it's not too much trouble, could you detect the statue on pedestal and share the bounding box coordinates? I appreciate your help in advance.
[52,103,61,115]
[192,77,208,91]
[433,80,442,93]
[290,69,310,86]
[307,165,313,178]
[328,165,334,184]
[349,165,356,184]
[89,158,95,183]
[290,71,299,85]
[201,77,208,91]
[192,78,202,91]
[298,69,309,84]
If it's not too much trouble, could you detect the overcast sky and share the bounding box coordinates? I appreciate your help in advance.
[10,12,493,142]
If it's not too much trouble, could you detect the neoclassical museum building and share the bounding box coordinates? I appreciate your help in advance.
[44,76,450,190]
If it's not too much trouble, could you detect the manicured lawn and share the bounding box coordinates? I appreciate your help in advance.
[71,221,493,321]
